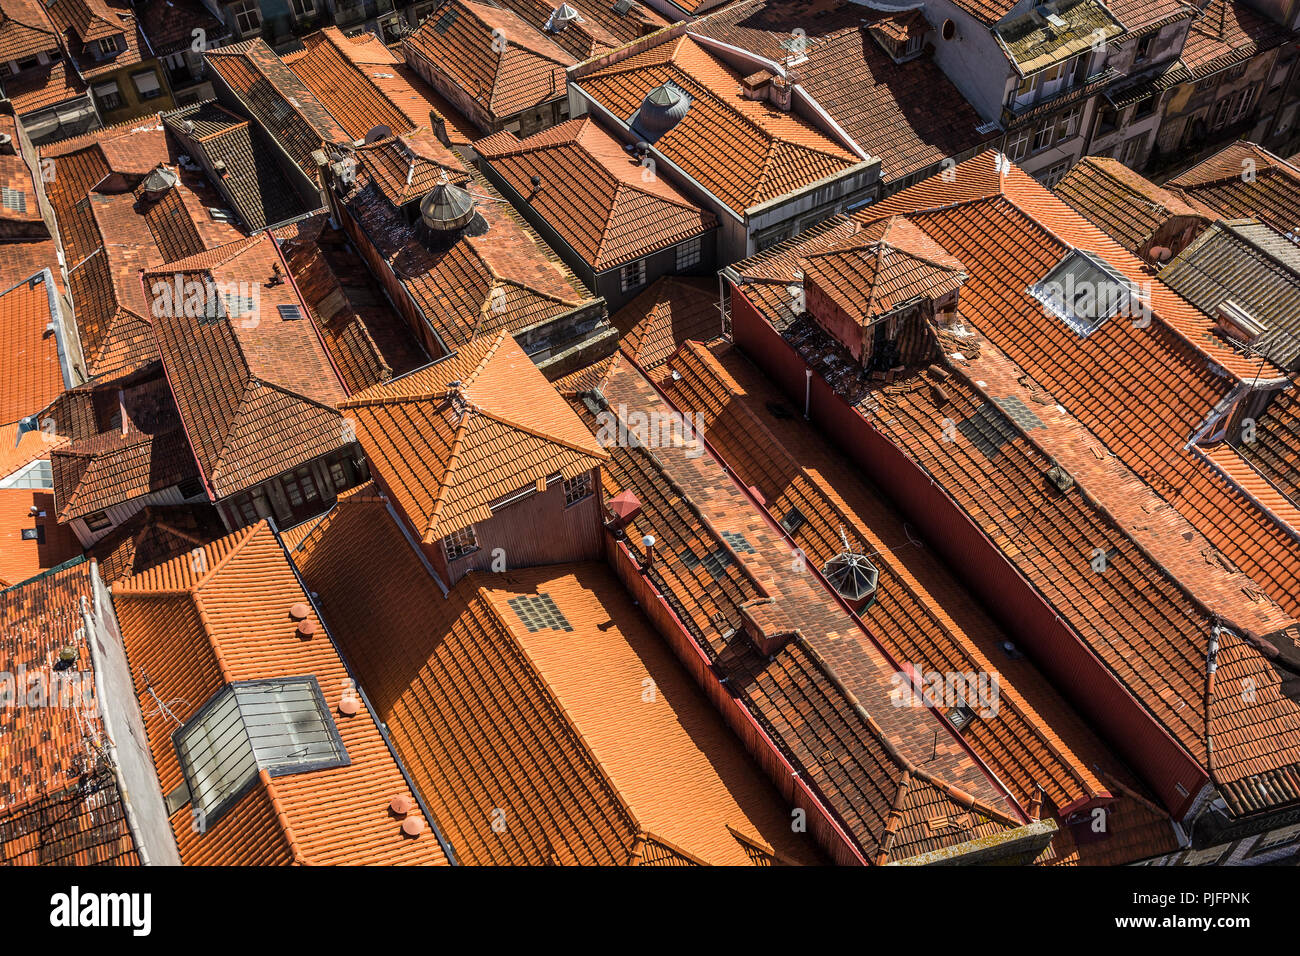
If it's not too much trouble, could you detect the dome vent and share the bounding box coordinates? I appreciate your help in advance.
[547,3,582,30]
[141,165,179,201]
[420,180,476,233]
[821,530,879,610]
[632,82,690,142]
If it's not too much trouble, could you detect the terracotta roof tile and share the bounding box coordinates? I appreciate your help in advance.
[404,0,575,123]
[0,560,140,864]
[132,0,225,56]
[1170,142,1300,240]
[476,117,716,270]
[0,489,81,588]
[0,0,58,62]
[576,33,862,213]
[500,0,667,59]
[340,330,606,540]
[0,269,67,426]
[1237,385,1300,504]
[2,54,87,114]
[111,521,448,865]
[689,0,994,183]
[88,502,226,584]
[51,420,195,520]
[1054,156,1212,254]
[1180,0,1287,78]
[611,274,721,374]
[146,234,350,498]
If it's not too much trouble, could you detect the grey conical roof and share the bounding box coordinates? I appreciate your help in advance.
[633,83,690,140]
[821,551,879,603]
[420,181,476,232]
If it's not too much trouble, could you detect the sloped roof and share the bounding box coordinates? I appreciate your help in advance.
[47,0,129,43]
[205,39,352,180]
[341,141,598,351]
[111,521,448,865]
[1170,141,1300,239]
[286,27,474,145]
[404,0,575,121]
[662,338,1182,864]
[164,101,308,233]
[0,0,58,63]
[0,489,81,589]
[1161,219,1300,369]
[88,502,226,584]
[1054,156,1212,254]
[288,490,823,864]
[2,55,87,114]
[801,216,967,327]
[612,274,720,373]
[340,330,606,541]
[476,117,716,270]
[576,33,862,213]
[503,0,667,59]
[0,559,140,864]
[1236,385,1300,508]
[995,0,1124,75]
[146,234,349,498]
[1181,0,1286,79]
[0,270,66,426]
[132,0,225,57]
[51,421,195,520]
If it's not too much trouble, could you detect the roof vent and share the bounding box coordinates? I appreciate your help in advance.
[1046,463,1074,493]
[547,3,582,30]
[140,164,179,201]
[632,83,690,142]
[417,176,478,240]
[0,133,13,155]
[364,124,392,144]
[1215,299,1268,344]
[821,530,879,611]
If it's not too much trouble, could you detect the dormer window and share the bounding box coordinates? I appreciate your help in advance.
[231,0,262,37]
[96,36,120,58]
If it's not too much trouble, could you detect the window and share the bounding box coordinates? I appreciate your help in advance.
[779,506,807,535]
[233,488,270,526]
[1031,120,1053,153]
[1231,85,1257,122]
[92,81,123,112]
[231,0,261,36]
[174,677,348,827]
[619,258,645,292]
[131,70,162,100]
[96,36,119,58]
[1134,94,1157,119]
[281,466,319,508]
[1054,106,1081,142]
[1005,127,1030,162]
[1095,105,1118,136]
[1210,95,1234,129]
[443,524,478,561]
[14,54,38,73]
[290,0,315,16]
[563,472,593,506]
[277,304,303,321]
[85,510,112,532]
[1,186,27,213]
[1122,134,1145,165]
[1133,34,1153,64]
[1038,160,1071,188]
[507,593,573,632]
[676,236,702,271]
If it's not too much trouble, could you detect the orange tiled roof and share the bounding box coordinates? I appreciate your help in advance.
[576,34,862,213]
[340,330,606,541]
[404,0,575,122]
[3,55,87,116]
[111,521,448,865]
[1200,441,1300,536]
[568,360,1039,861]
[288,489,823,864]
[476,117,716,270]
[1054,156,1212,254]
[0,559,140,864]
[801,216,966,328]
[1170,142,1300,240]
[340,142,598,352]
[87,502,225,584]
[1181,0,1286,78]
[687,0,994,184]
[146,234,349,499]
[51,421,195,520]
[660,338,1181,863]
[731,191,1300,818]
[205,39,352,180]
[859,151,1300,624]
[0,489,81,588]
[1237,385,1300,506]
[0,0,58,62]
[285,27,474,145]
[611,274,721,374]
[501,0,667,59]
[0,269,67,426]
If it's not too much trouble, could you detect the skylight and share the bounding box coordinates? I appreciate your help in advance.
[173,677,348,827]
[1028,249,1135,336]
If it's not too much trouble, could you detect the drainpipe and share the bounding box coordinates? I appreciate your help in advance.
[804,367,812,420]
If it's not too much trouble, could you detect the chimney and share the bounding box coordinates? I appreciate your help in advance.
[641,533,656,568]
[430,111,449,147]
[768,74,792,111]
